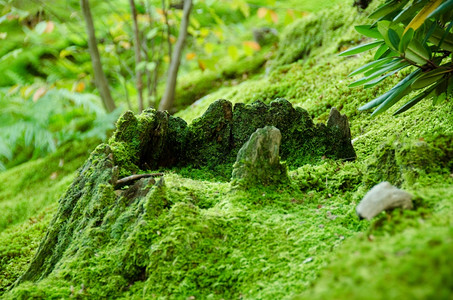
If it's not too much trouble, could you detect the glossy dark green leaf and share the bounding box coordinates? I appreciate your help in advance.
[349,59,406,87]
[348,57,393,77]
[405,39,430,65]
[369,0,407,20]
[370,70,422,116]
[363,58,406,77]
[404,0,444,33]
[399,28,414,52]
[393,84,437,115]
[355,25,383,39]
[388,28,401,50]
[427,0,453,18]
[423,21,438,44]
[339,41,383,56]
[435,76,449,96]
[447,77,453,97]
[363,66,407,88]
[374,43,390,59]
[428,26,453,52]
[433,92,447,105]
[393,1,426,23]
[411,68,450,89]
[377,21,403,52]
[359,69,421,111]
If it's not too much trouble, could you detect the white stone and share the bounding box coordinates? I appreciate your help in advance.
[356,181,413,220]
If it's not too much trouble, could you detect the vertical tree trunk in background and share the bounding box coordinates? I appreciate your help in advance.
[80,0,116,113]
[162,0,173,62]
[158,0,192,112]
[129,0,144,112]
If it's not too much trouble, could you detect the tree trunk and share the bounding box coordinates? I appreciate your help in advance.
[129,0,144,112]
[162,0,173,62]
[158,0,192,112]
[80,0,116,113]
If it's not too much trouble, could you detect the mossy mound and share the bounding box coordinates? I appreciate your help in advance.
[271,4,364,68]
[7,97,356,297]
[171,53,268,112]
[0,138,99,293]
[364,135,453,188]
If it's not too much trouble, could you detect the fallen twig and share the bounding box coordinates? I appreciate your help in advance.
[115,173,164,188]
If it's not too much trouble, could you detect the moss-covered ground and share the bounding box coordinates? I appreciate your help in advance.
[1,2,453,299]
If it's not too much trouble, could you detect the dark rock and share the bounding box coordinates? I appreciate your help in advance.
[232,126,288,186]
[232,101,269,151]
[327,107,351,140]
[353,0,373,10]
[139,109,188,169]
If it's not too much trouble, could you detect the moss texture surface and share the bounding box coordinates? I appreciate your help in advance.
[2,2,453,299]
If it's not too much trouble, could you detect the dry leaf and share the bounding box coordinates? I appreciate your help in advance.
[243,41,261,51]
[33,87,47,102]
[186,52,196,60]
[198,59,206,71]
[74,81,85,93]
[257,7,267,18]
[270,10,279,23]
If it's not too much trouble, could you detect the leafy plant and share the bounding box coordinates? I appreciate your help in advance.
[0,86,120,170]
[340,0,453,116]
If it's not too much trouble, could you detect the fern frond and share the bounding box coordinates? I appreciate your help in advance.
[5,70,27,85]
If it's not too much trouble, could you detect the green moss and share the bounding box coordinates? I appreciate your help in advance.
[3,1,453,299]
[185,99,233,169]
[0,205,55,294]
[271,4,368,68]
[364,135,453,188]
[0,138,99,232]
[295,183,453,300]
[172,51,268,112]
[5,169,371,299]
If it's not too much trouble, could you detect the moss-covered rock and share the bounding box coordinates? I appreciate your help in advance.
[232,126,288,186]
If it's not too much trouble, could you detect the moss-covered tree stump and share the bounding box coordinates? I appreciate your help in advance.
[13,98,356,295]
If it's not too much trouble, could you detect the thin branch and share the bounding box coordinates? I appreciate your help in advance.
[115,173,164,188]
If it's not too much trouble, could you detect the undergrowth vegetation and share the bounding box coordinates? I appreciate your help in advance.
[0,87,119,170]
[1,1,452,299]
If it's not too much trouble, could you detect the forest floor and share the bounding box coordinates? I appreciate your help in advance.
[1,2,453,299]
